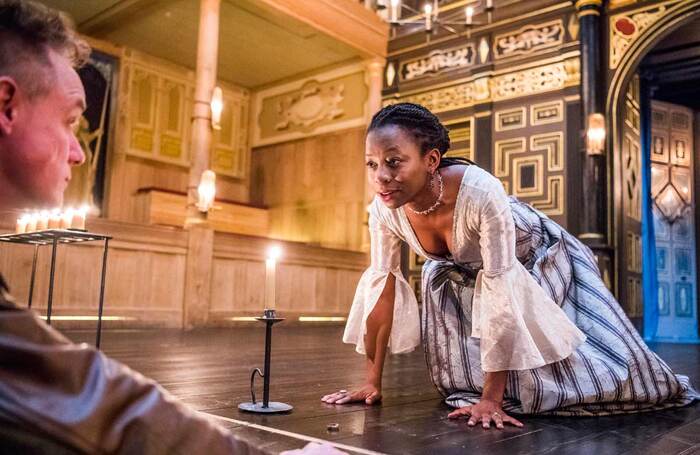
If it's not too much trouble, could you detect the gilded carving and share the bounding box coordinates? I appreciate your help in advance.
[495,107,526,132]
[385,82,479,114]
[567,14,580,40]
[478,38,490,64]
[275,81,345,130]
[494,20,564,59]
[385,58,579,113]
[400,45,475,81]
[491,60,576,101]
[623,133,642,221]
[609,2,682,69]
[385,62,396,87]
[531,100,564,126]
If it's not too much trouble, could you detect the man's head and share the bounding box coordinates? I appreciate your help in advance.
[0,0,90,211]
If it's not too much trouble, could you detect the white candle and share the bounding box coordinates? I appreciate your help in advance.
[15,215,29,234]
[465,6,473,25]
[48,209,62,229]
[424,3,432,32]
[196,170,217,212]
[26,213,38,232]
[36,211,49,231]
[74,206,88,230]
[60,208,74,229]
[390,0,400,22]
[265,246,282,310]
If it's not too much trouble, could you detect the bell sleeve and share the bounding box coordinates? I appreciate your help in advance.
[471,179,586,372]
[342,209,420,355]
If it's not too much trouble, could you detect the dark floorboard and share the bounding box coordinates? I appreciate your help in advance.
[66,327,700,455]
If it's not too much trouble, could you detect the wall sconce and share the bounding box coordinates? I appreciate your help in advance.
[211,86,223,131]
[196,169,216,212]
[586,113,606,154]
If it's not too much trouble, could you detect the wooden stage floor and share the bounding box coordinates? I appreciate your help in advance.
[67,327,700,455]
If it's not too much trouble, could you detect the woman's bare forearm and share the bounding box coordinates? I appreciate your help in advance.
[363,273,396,388]
[482,370,508,404]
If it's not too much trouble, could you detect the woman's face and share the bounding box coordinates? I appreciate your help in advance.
[365,125,439,209]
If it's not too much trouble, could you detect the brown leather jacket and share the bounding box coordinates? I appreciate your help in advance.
[0,276,259,454]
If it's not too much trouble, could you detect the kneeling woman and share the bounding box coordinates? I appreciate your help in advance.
[322,103,697,429]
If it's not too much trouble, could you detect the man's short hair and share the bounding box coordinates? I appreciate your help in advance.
[0,0,90,98]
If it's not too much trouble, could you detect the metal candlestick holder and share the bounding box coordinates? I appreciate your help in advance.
[0,229,111,348]
[238,308,293,413]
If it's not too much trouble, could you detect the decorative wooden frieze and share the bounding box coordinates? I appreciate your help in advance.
[252,62,368,147]
[399,44,476,82]
[494,20,564,60]
[490,58,579,101]
[384,57,580,113]
[275,81,345,130]
[384,77,488,114]
[609,1,682,69]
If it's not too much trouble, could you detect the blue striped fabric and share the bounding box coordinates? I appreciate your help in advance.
[421,197,698,416]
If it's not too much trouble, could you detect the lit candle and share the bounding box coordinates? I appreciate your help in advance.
[60,208,74,229]
[74,206,88,230]
[424,3,432,32]
[465,5,473,25]
[197,170,217,212]
[15,215,29,234]
[486,0,493,9]
[390,0,400,22]
[26,213,38,232]
[48,209,62,229]
[265,246,282,310]
[210,87,223,131]
[36,210,49,231]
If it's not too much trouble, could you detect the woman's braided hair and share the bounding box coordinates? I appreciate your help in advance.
[367,102,473,168]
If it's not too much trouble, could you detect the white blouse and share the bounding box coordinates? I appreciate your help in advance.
[343,165,586,372]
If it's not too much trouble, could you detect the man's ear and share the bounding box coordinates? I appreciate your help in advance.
[0,77,18,137]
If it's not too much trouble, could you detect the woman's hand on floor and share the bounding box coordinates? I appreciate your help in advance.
[321,384,382,405]
[447,399,523,429]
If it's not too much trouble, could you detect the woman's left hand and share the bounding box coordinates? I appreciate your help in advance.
[447,399,523,429]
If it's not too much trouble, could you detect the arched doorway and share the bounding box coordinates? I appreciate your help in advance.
[607,0,700,342]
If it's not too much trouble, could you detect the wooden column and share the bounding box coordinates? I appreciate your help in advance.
[362,57,386,251]
[183,0,220,329]
[576,0,610,269]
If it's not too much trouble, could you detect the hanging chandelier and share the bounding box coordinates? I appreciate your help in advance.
[384,0,495,38]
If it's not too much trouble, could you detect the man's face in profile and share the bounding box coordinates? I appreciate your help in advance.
[0,49,86,209]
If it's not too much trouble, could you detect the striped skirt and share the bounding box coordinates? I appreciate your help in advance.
[421,198,697,416]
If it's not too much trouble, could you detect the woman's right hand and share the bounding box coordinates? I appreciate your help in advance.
[321,384,382,405]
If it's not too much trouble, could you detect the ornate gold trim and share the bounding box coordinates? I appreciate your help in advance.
[575,0,603,9]
[495,107,527,132]
[384,57,580,113]
[493,19,564,60]
[530,176,565,216]
[530,100,564,126]
[577,10,601,18]
[513,155,544,196]
[609,2,682,69]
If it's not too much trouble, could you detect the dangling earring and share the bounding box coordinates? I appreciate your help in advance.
[427,171,435,190]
